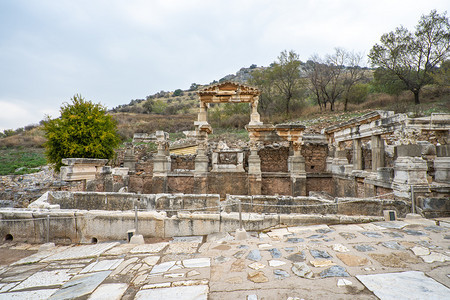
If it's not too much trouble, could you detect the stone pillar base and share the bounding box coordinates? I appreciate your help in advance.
[434,157,450,183]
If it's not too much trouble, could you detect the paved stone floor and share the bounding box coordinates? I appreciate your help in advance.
[0,216,449,299]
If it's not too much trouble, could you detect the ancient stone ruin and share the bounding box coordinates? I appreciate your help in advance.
[1,82,449,243]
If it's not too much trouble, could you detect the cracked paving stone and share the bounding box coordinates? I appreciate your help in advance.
[424,226,446,233]
[384,232,404,238]
[214,256,230,264]
[369,252,420,268]
[421,252,450,263]
[316,228,334,234]
[268,248,282,259]
[284,247,297,253]
[415,240,442,250]
[286,251,306,262]
[361,231,383,238]
[247,270,269,283]
[274,269,290,280]
[11,270,72,291]
[310,249,332,259]
[354,244,376,252]
[233,250,246,259]
[339,232,357,240]
[336,253,370,267]
[381,241,405,250]
[411,246,430,256]
[286,238,304,243]
[88,283,128,300]
[135,285,209,300]
[291,262,313,279]
[307,234,326,239]
[319,265,349,278]
[403,229,427,236]
[247,250,262,262]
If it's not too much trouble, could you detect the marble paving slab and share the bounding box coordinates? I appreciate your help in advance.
[135,284,208,300]
[42,243,119,262]
[48,271,112,300]
[88,283,128,300]
[0,289,57,300]
[11,270,72,291]
[356,271,450,300]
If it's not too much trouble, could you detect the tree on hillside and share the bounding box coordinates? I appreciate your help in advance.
[369,10,450,104]
[432,60,450,87]
[340,50,367,111]
[249,67,277,116]
[43,94,121,171]
[372,68,408,97]
[271,50,305,115]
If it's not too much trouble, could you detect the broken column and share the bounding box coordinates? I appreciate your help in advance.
[194,132,210,194]
[152,132,170,193]
[248,141,262,195]
[123,144,136,173]
[353,138,363,170]
[371,135,385,171]
[435,144,450,183]
[332,142,348,174]
[289,141,306,196]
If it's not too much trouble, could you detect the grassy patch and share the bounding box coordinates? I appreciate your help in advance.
[0,148,47,175]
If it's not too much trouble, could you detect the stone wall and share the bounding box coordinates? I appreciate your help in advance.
[305,175,333,196]
[259,147,289,172]
[207,173,249,198]
[262,176,291,195]
[302,144,328,173]
[171,155,195,171]
[168,175,194,194]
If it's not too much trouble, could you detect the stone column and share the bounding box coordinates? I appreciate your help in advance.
[332,142,348,174]
[198,101,208,123]
[435,144,450,183]
[289,141,306,196]
[123,145,136,173]
[194,139,209,194]
[353,138,363,170]
[152,140,169,193]
[248,141,262,195]
[371,135,385,171]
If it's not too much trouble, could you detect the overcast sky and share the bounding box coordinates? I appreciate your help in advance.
[0,0,448,131]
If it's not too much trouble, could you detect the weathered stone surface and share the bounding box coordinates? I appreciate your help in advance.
[384,232,404,238]
[167,242,199,254]
[214,256,230,264]
[81,259,124,273]
[268,248,282,259]
[403,229,427,236]
[186,270,201,277]
[230,259,246,272]
[247,271,269,283]
[274,269,290,280]
[268,260,286,267]
[421,252,450,263]
[11,270,72,291]
[183,258,210,268]
[337,279,353,287]
[225,276,243,284]
[143,256,160,266]
[246,250,261,261]
[354,245,376,252]
[357,271,450,300]
[233,250,246,259]
[310,249,332,259]
[369,252,420,268]
[332,244,349,253]
[150,261,176,274]
[48,271,111,300]
[135,285,209,300]
[337,253,370,267]
[248,262,266,270]
[287,252,306,262]
[286,238,304,243]
[130,243,168,254]
[339,232,357,240]
[319,265,349,278]
[310,260,335,267]
[88,283,128,300]
[42,243,118,261]
[361,231,383,238]
[0,289,57,299]
[381,241,405,250]
[411,246,430,256]
[291,262,313,279]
